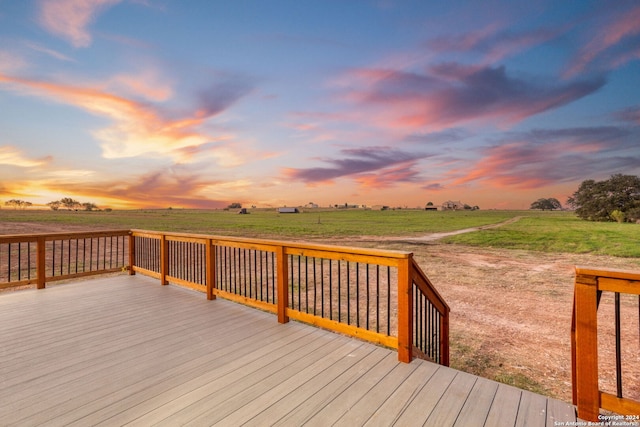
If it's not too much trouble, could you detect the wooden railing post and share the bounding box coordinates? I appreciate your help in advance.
[206,240,216,301]
[574,272,600,421]
[277,245,289,324]
[397,255,412,363]
[440,309,450,366]
[160,234,168,285]
[128,232,136,275]
[36,236,46,289]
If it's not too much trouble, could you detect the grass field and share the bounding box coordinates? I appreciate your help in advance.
[2,208,639,257]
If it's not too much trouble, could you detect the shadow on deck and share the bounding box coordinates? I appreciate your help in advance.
[0,275,579,426]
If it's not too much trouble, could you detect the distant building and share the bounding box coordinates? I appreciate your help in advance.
[442,200,464,210]
[425,206,438,211]
[277,207,300,213]
[371,205,390,211]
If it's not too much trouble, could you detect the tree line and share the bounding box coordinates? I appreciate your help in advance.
[532,174,640,223]
[47,198,100,211]
[2,198,102,211]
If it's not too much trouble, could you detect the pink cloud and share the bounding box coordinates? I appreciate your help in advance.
[565,5,640,76]
[282,147,427,189]
[427,24,562,64]
[451,126,639,189]
[341,65,605,131]
[38,0,122,48]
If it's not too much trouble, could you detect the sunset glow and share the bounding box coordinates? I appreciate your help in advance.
[1,1,639,210]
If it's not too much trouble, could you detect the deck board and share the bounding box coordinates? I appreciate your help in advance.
[0,274,579,426]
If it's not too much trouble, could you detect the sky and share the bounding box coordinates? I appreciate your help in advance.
[1,0,639,210]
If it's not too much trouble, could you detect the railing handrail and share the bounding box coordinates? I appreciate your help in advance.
[0,229,130,243]
[572,266,640,421]
[411,258,449,315]
[129,229,413,261]
[0,229,130,289]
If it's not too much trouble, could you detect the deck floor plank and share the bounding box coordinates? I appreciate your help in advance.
[0,274,579,426]
[453,376,500,427]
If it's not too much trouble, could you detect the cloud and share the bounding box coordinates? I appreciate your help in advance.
[565,4,640,76]
[0,50,27,73]
[427,24,562,63]
[0,72,252,163]
[354,161,422,189]
[107,70,173,102]
[283,147,426,185]
[341,64,605,131]
[452,126,640,189]
[0,146,52,167]
[422,182,445,191]
[615,106,640,124]
[25,42,75,62]
[38,0,122,48]
[39,167,231,209]
[195,74,254,118]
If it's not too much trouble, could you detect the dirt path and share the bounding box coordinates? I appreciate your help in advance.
[403,216,523,242]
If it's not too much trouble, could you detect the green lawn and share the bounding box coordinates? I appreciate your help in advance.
[442,211,640,257]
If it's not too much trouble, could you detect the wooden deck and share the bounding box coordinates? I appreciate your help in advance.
[0,275,579,426]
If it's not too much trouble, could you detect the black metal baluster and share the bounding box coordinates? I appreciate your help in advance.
[356,263,360,328]
[387,266,391,335]
[305,256,309,313]
[329,261,333,320]
[347,261,350,325]
[313,257,317,316]
[376,265,380,333]
[320,259,325,318]
[337,261,341,323]
[366,265,370,330]
[615,292,622,398]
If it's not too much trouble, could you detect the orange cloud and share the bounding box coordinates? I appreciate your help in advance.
[0,73,235,163]
[38,0,122,48]
[0,146,52,167]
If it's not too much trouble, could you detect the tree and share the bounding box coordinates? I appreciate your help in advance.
[47,200,61,211]
[227,202,242,209]
[567,174,640,222]
[4,199,31,209]
[82,202,98,211]
[530,198,562,211]
[60,197,81,210]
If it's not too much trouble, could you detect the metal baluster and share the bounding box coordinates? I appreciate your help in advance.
[615,292,623,398]
[313,258,317,316]
[387,266,391,335]
[356,263,360,327]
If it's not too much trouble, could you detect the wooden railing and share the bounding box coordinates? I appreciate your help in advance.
[129,230,450,365]
[0,230,130,289]
[0,229,449,365]
[572,266,640,421]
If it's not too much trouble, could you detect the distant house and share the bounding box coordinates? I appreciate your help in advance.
[371,205,390,211]
[277,207,300,213]
[442,200,464,211]
[425,206,438,211]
